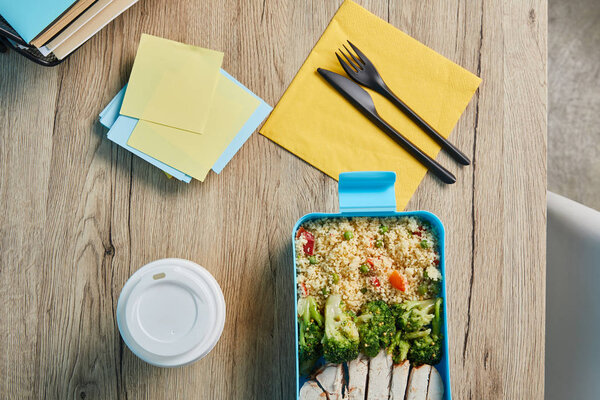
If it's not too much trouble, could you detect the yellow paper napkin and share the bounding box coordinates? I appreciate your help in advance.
[120,34,224,134]
[260,0,481,210]
[127,74,261,181]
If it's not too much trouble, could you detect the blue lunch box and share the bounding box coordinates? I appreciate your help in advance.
[292,171,451,400]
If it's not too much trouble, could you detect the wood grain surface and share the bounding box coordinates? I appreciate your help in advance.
[0,0,546,399]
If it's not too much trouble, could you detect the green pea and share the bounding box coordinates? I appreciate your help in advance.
[343,231,353,240]
[375,240,384,248]
[420,240,429,249]
[359,264,369,274]
[331,273,339,284]
[418,284,428,295]
[360,287,368,294]
[321,287,329,296]
[379,225,389,234]
[308,256,317,264]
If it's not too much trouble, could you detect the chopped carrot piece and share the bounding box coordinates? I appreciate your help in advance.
[389,270,407,292]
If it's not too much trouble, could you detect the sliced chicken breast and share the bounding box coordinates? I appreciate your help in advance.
[299,380,328,400]
[390,360,410,400]
[315,363,344,400]
[426,367,444,400]
[366,349,393,400]
[406,364,432,400]
[347,353,369,400]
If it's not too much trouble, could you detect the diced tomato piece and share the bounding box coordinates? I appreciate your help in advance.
[296,227,306,239]
[302,231,315,255]
[296,227,314,255]
[389,270,407,292]
[365,258,378,273]
[370,276,381,287]
[300,282,308,297]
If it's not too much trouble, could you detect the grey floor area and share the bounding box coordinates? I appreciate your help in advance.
[549,0,600,210]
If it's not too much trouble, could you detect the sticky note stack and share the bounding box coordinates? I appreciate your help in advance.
[100,34,272,182]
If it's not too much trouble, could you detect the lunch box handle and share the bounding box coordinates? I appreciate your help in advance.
[338,171,397,213]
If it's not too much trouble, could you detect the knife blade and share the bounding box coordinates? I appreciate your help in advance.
[317,68,456,184]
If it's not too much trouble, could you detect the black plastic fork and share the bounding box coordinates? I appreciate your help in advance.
[337,41,471,166]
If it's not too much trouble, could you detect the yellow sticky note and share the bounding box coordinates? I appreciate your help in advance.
[120,34,224,134]
[127,74,261,181]
[259,0,481,210]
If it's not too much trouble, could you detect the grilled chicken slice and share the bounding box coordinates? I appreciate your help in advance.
[366,349,393,400]
[299,380,328,400]
[315,363,344,400]
[426,367,444,400]
[406,364,432,400]
[390,360,410,400]
[347,353,369,400]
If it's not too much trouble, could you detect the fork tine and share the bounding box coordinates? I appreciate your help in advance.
[336,53,358,76]
[343,44,363,66]
[339,49,360,71]
[347,41,369,66]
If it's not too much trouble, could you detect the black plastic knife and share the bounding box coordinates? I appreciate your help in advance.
[317,68,456,184]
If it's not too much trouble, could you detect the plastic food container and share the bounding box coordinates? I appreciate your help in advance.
[117,258,226,367]
[292,171,451,399]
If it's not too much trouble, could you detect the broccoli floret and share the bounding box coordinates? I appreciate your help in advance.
[406,298,444,366]
[322,294,360,363]
[431,297,442,339]
[388,331,411,364]
[298,296,324,373]
[404,329,431,340]
[356,301,396,357]
[391,299,436,332]
[356,314,379,358]
[407,334,442,366]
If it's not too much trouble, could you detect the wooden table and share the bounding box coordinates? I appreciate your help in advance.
[0,1,546,398]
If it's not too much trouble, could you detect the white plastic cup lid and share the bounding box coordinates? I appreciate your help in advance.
[117,258,226,367]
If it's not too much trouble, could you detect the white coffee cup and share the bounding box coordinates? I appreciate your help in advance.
[117,258,226,367]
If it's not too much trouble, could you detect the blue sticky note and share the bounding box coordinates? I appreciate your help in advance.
[0,0,77,43]
[99,85,127,128]
[107,116,193,183]
[211,70,273,173]
[99,69,271,178]
[211,101,272,173]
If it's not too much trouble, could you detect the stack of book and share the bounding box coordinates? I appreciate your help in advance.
[0,0,139,64]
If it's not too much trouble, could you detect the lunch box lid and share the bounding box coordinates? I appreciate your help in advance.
[117,258,226,367]
[293,171,451,400]
[338,171,397,214]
